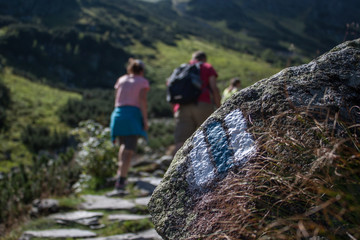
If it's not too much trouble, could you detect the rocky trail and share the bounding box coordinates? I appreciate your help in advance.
[16,155,172,240]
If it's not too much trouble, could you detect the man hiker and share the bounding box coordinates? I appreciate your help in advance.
[172,51,221,155]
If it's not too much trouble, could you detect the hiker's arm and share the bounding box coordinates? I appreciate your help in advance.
[209,75,221,108]
[114,77,122,99]
[139,88,149,131]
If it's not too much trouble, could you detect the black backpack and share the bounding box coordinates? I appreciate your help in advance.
[166,63,202,104]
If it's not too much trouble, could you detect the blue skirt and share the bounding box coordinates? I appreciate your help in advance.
[110,106,147,142]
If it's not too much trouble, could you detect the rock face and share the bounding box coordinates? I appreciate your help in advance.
[148,39,360,239]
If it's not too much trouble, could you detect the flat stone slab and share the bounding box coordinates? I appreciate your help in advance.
[80,195,136,210]
[134,197,151,206]
[49,211,104,226]
[49,211,104,221]
[128,177,163,187]
[23,229,96,238]
[80,195,150,211]
[83,229,161,240]
[126,177,163,197]
[108,214,151,222]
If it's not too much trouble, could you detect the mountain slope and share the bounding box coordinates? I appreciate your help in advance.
[0,0,358,89]
[182,0,360,55]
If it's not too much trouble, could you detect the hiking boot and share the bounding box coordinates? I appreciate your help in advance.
[105,177,129,197]
[115,177,127,191]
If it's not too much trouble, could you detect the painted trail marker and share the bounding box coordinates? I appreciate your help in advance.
[188,109,256,190]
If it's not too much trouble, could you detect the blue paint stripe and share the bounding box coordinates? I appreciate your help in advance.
[205,121,234,173]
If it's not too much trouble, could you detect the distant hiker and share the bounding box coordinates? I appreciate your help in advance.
[221,77,241,103]
[109,58,149,194]
[171,51,221,155]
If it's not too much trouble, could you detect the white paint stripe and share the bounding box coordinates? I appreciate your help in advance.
[188,131,216,188]
[225,109,256,165]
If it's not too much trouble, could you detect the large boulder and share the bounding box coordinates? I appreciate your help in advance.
[148,39,360,239]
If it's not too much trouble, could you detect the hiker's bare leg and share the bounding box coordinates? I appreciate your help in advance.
[117,144,134,178]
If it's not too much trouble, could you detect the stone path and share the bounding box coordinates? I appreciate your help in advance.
[80,195,137,211]
[20,177,163,240]
[108,214,151,222]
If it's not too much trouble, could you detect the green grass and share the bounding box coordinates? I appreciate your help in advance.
[96,218,154,236]
[0,69,81,172]
[210,20,260,44]
[56,195,84,210]
[0,26,8,37]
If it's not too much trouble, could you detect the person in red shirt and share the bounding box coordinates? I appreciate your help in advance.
[173,51,221,154]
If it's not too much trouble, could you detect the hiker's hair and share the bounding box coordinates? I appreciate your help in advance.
[127,58,145,75]
[230,77,241,87]
[192,51,207,62]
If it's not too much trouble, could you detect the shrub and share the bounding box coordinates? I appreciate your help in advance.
[0,80,11,130]
[147,88,173,118]
[71,120,117,189]
[21,125,70,153]
[58,89,114,127]
[148,119,174,151]
[261,48,277,63]
[71,118,175,189]
[0,149,81,229]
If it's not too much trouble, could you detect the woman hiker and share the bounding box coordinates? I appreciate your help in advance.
[108,58,150,195]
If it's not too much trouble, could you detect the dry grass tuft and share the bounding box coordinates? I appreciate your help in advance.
[188,107,360,240]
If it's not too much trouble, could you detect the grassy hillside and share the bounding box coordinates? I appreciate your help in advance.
[184,0,360,55]
[129,37,280,88]
[0,69,81,172]
[0,36,280,172]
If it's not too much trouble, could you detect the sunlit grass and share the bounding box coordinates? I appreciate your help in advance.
[127,37,280,90]
[56,195,84,210]
[0,69,81,172]
[0,26,8,37]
